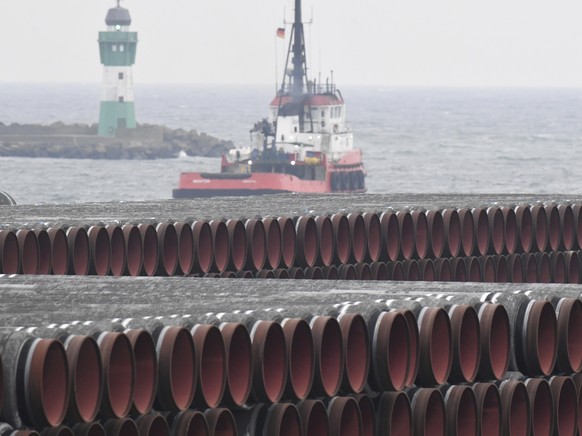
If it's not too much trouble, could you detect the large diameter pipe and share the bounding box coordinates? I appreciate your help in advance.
[549,376,578,436]
[487,207,505,255]
[191,324,226,408]
[411,210,428,260]
[553,297,582,374]
[338,313,369,393]
[71,422,105,436]
[106,225,126,277]
[155,223,179,276]
[16,230,39,275]
[124,329,157,416]
[310,316,344,397]
[426,210,444,259]
[168,410,209,436]
[502,207,518,255]
[121,225,142,277]
[472,208,489,256]
[348,213,367,264]
[379,211,400,262]
[514,205,533,254]
[278,217,296,269]
[281,318,314,400]
[205,408,236,436]
[442,385,478,436]
[191,220,213,274]
[209,220,229,273]
[315,216,334,267]
[87,226,110,276]
[524,377,553,436]
[173,222,193,275]
[66,227,89,275]
[331,214,351,265]
[218,322,252,407]
[0,230,19,274]
[135,415,169,436]
[244,219,266,271]
[498,380,530,436]
[47,229,68,276]
[297,399,329,436]
[227,219,247,272]
[102,418,139,436]
[558,205,575,251]
[457,208,475,257]
[0,331,70,429]
[137,224,158,277]
[472,383,501,436]
[409,388,446,436]
[34,229,51,275]
[363,212,381,263]
[327,396,363,436]
[416,306,452,386]
[262,217,282,269]
[295,216,318,268]
[375,391,412,436]
[531,205,548,252]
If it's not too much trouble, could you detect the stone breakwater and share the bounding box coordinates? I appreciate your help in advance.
[0,122,234,159]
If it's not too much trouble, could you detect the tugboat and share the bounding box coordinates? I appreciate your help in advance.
[172,0,366,198]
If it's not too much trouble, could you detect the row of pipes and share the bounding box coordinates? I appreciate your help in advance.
[0,276,581,434]
[2,377,582,436]
[1,203,582,277]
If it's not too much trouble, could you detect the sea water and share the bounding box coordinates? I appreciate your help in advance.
[1,84,581,205]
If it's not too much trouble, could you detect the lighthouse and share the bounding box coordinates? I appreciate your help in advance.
[98,1,138,136]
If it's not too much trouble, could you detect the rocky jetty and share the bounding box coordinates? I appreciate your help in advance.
[0,122,234,159]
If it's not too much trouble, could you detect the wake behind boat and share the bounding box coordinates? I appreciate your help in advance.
[173,0,366,198]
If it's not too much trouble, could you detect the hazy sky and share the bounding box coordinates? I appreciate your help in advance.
[1,0,582,86]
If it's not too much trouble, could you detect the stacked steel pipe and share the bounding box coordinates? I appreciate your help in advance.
[1,195,582,434]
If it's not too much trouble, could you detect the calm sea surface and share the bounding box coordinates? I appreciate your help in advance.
[1,84,581,205]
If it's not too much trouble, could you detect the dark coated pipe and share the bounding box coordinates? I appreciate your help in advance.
[192,220,213,274]
[102,418,139,436]
[205,408,236,436]
[457,208,475,257]
[379,210,400,262]
[40,426,73,436]
[493,255,508,282]
[573,204,582,250]
[278,216,296,269]
[281,318,314,400]
[442,209,461,258]
[96,332,135,419]
[295,216,318,268]
[563,251,580,284]
[327,396,363,436]
[87,226,110,276]
[435,258,452,281]
[502,207,518,255]
[0,230,19,274]
[315,215,334,267]
[0,332,70,429]
[106,225,126,277]
[226,219,247,272]
[323,265,339,280]
[419,259,436,281]
[480,256,495,282]
[487,207,505,255]
[264,403,302,436]
[63,335,102,423]
[155,223,179,276]
[448,304,481,383]
[498,379,530,436]
[367,309,410,391]
[173,222,194,275]
[273,268,290,279]
[442,385,478,436]
[477,303,511,381]
[338,313,369,393]
[67,227,89,275]
[34,229,51,275]
[521,252,538,283]
[531,205,548,252]
[310,316,344,397]
[191,324,226,408]
[244,219,266,271]
[256,269,275,278]
[376,391,412,436]
[472,383,501,436]
[546,205,562,252]
[416,306,452,386]
[472,208,489,256]
[451,257,466,282]
[121,225,142,277]
[262,217,282,269]
[135,415,170,436]
[554,297,582,373]
[388,261,405,280]
[409,388,446,436]
[559,204,575,251]
[124,329,157,416]
[71,422,106,436]
[370,261,388,280]
[331,214,351,265]
[550,251,566,283]
[348,213,367,264]
[249,320,288,403]
[397,211,414,261]
[355,263,371,280]
[137,224,158,277]
[209,220,229,273]
[426,210,444,259]
[524,378,553,436]
[338,264,357,280]
[297,399,329,436]
[411,210,428,260]
[403,260,420,281]
[153,326,196,412]
[514,205,533,254]
[47,228,68,275]
[363,212,381,263]
[549,376,578,436]
[218,322,252,407]
[222,270,238,278]
[507,254,524,283]
[236,270,254,279]
[466,256,481,281]
[352,394,374,436]
[168,410,209,436]
[304,266,324,279]
[0,423,39,436]
[16,230,39,275]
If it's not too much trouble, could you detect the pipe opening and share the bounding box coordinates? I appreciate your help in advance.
[0,230,19,274]
[457,306,481,382]
[489,208,504,255]
[67,228,89,275]
[444,209,461,258]
[107,226,126,277]
[210,221,229,273]
[459,209,474,257]
[194,325,226,408]
[355,395,375,436]
[474,383,501,436]
[228,220,246,271]
[136,415,169,436]
[170,328,196,410]
[552,377,577,436]
[529,301,557,376]
[139,225,158,277]
[428,211,444,258]
[399,212,414,260]
[263,218,282,269]
[171,410,209,436]
[35,230,51,275]
[126,329,156,415]
[381,212,400,261]
[503,208,517,254]
[474,209,489,256]
[298,400,328,436]
[284,319,314,400]
[364,213,381,262]
[206,408,236,436]
[221,323,252,407]
[279,217,296,269]
[340,314,369,393]
[18,230,39,275]
[314,317,343,396]
[483,304,510,380]
[88,227,110,276]
[258,322,287,402]
[246,219,266,271]
[526,379,553,436]
[175,223,194,275]
[412,211,428,259]
[349,214,366,263]
[122,225,142,277]
[332,214,351,264]
[100,333,134,419]
[329,397,362,436]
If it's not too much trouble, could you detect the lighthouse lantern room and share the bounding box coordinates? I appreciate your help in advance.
[98,0,138,136]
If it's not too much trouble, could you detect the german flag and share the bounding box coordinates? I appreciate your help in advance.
[276,27,285,39]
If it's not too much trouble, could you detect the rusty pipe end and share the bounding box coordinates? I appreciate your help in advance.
[371,311,410,391]
[297,399,329,436]
[191,324,226,408]
[338,313,370,393]
[121,225,142,277]
[219,322,252,407]
[125,329,157,415]
[477,303,510,381]
[282,318,314,400]
[417,307,452,386]
[472,383,501,436]
[410,388,446,436]
[524,378,554,436]
[169,410,209,436]
[327,396,363,436]
[310,316,344,397]
[251,320,288,403]
[448,304,481,383]
[135,415,170,436]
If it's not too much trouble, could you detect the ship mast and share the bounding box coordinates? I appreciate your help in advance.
[291,0,306,97]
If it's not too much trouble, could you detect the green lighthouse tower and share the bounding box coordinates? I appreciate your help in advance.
[98,1,138,136]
